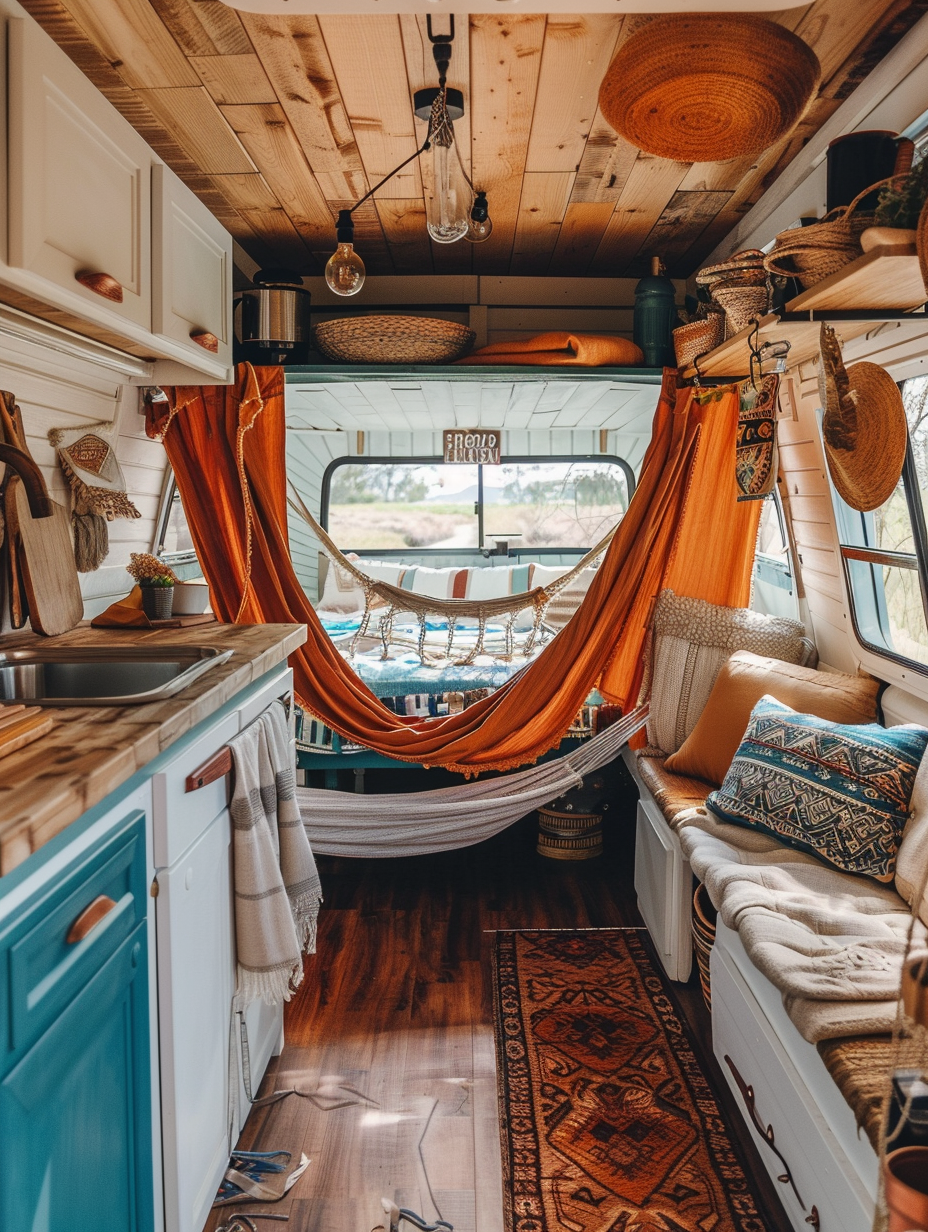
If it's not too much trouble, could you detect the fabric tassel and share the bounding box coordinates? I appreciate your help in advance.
[72,509,109,572]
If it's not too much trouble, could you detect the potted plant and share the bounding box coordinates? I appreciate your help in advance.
[863,159,928,250]
[128,552,178,620]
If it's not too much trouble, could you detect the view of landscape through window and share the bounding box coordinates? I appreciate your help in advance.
[326,459,630,550]
[845,375,928,666]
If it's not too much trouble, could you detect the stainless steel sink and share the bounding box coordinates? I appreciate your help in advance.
[0,646,234,705]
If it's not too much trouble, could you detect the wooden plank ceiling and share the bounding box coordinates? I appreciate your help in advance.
[19,0,928,279]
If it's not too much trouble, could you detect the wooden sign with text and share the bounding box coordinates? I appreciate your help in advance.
[442,429,501,464]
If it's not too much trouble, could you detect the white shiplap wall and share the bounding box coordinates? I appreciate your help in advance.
[0,328,168,621]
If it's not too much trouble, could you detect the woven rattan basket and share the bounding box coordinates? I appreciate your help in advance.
[762,178,899,290]
[314,316,476,364]
[712,284,770,334]
[672,314,724,368]
[536,808,603,861]
[692,882,717,1011]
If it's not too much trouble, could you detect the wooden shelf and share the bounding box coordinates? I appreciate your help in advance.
[684,247,928,379]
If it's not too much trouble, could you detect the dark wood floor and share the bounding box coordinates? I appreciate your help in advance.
[205,758,794,1232]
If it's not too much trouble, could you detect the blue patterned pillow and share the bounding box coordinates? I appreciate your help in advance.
[706,696,928,882]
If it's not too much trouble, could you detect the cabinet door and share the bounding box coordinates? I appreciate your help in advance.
[153,164,233,369]
[0,923,154,1232]
[157,809,236,1232]
[7,19,151,330]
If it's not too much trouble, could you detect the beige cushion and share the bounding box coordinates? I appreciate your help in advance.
[665,651,880,786]
[643,590,812,754]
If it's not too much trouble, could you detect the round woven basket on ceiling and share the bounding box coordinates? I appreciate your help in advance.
[313,316,476,365]
[598,15,820,163]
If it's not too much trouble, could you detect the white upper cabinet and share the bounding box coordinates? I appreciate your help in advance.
[7,19,152,331]
[152,165,232,369]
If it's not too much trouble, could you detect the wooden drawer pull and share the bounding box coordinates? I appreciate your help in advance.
[75,270,124,303]
[67,894,117,944]
[190,330,219,353]
[186,745,233,793]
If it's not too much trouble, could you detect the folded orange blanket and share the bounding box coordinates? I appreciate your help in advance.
[91,585,154,629]
[455,331,644,367]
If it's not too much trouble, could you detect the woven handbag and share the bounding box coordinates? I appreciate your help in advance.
[763,177,901,289]
[313,315,475,364]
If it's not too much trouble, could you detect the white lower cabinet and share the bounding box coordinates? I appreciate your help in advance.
[712,925,876,1232]
[632,795,693,981]
[153,666,293,1232]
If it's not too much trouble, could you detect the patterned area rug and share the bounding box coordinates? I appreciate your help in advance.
[493,929,773,1232]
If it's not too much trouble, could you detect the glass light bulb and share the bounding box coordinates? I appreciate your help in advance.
[465,214,493,243]
[425,139,469,244]
[325,242,365,296]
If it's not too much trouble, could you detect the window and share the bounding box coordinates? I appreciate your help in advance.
[752,493,797,619]
[835,376,928,670]
[153,473,203,580]
[319,455,634,553]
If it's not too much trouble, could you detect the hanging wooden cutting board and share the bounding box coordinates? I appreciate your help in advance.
[8,481,83,637]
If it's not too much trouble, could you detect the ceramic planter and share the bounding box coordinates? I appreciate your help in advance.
[885,1146,928,1232]
[141,586,174,621]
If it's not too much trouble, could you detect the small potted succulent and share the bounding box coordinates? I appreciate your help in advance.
[128,552,178,620]
[863,158,928,250]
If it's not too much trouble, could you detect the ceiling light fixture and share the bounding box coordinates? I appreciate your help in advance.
[324,16,491,296]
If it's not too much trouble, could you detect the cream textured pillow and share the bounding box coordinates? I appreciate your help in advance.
[665,651,880,785]
[896,750,928,926]
[642,590,812,754]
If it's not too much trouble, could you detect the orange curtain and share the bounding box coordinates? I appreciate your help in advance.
[152,366,760,774]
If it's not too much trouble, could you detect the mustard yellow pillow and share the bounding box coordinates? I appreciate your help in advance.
[664,651,880,786]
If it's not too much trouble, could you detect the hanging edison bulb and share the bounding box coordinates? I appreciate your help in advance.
[422,92,469,244]
[465,190,493,243]
[325,210,366,296]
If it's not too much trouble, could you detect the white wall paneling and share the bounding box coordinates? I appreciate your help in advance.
[0,318,169,621]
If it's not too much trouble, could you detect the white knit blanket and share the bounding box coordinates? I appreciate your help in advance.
[297,706,648,857]
[229,702,322,1006]
[675,806,926,1041]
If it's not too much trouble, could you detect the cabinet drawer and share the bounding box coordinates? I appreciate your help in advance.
[712,943,874,1232]
[7,19,152,330]
[152,711,239,868]
[0,809,146,1060]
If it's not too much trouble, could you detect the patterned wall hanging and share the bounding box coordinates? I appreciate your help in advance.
[735,373,779,501]
[48,421,141,572]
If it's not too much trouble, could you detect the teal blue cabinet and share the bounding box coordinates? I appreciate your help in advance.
[0,803,154,1232]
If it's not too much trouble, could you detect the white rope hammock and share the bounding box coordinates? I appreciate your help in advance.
[288,484,619,664]
[297,704,647,857]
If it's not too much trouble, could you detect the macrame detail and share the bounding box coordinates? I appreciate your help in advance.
[288,484,616,665]
[49,421,142,573]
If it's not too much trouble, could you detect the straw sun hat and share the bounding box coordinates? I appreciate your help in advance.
[818,324,907,512]
[598,15,820,164]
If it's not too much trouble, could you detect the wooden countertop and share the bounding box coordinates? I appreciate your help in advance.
[0,622,306,877]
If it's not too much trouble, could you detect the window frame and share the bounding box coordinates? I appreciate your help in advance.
[317,453,637,555]
[152,471,199,567]
[833,396,928,676]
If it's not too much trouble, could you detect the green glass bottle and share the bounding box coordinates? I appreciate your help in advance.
[634,256,677,367]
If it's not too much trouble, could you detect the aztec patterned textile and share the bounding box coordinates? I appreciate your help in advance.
[706,696,928,883]
[493,930,775,1232]
[641,589,813,754]
[735,373,779,501]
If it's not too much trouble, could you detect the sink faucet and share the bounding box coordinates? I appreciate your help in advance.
[0,445,53,519]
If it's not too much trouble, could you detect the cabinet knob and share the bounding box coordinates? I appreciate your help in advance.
[190,330,219,353]
[75,270,124,303]
[66,894,118,944]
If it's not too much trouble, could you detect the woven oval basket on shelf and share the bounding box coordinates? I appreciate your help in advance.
[313,316,476,364]
[762,177,898,290]
[713,284,770,335]
[672,314,724,368]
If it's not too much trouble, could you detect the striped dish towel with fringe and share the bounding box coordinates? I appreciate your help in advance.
[229,702,322,1005]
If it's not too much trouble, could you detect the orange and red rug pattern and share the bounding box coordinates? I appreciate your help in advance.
[493,929,772,1232]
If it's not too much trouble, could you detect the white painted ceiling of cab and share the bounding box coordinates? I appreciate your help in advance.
[222,1,805,12]
[286,378,660,435]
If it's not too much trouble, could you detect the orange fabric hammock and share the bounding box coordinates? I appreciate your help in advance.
[151,366,760,774]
